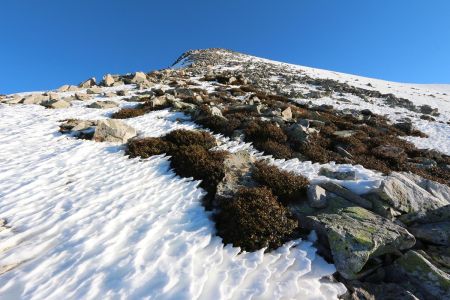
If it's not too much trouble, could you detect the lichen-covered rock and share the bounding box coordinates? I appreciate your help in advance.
[292,197,415,279]
[400,204,450,225]
[93,119,137,143]
[346,282,420,300]
[409,222,450,246]
[319,181,372,209]
[307,184,328,208]
[375,172,448,214]
[393,250,450,300]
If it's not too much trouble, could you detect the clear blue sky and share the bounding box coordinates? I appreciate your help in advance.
[1,0,449,94]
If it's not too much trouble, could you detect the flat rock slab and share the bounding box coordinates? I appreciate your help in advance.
[87,101,119,109]
[93,119,137,143]
[409,221,450,246]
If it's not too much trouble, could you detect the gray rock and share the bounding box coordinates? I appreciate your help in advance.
[375,172,448,214]
[86,87,103,94]
[400,205,450,225]
[210,106,223,117]
[307,185,328,208]
[319,181,372,209]
[21,94,48,104]
[57,85,79,92]
[291,197,415,279]
[102,74,115,87]
[393,250,450,300]
[347,282,419,300]
[79,77,96,88]
[333,130,357,138]
[87,101,119,109]
[42,99,71,109]
[215,151,254,202]
[0,219,7,232]
[131,72,148,83]
[419,105,439,116]
[409,222,450,246]
[93,119,137,143]
[319,167,356,180]
[400,172,450,203]
[281,107,292,120]
[74,93,91,101]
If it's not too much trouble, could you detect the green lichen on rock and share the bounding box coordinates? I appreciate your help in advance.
[303,197,415,279]
[394,250,450,299]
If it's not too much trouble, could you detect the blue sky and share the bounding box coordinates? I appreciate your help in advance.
[1,0,449,94]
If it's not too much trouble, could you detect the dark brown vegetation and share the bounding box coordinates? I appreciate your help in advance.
[252,161,309,203]
[111,107,146,119]
[214,187,298,251]
[126,129,226,196]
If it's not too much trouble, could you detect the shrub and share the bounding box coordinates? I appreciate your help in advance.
[252,161,309,203]
[254,140,293,159]
[126,137,173,158]
[164,129,216,150]
[215,187,298,252]
[170,145,227,194]
[111,108,146,119]
[244,121,287,143]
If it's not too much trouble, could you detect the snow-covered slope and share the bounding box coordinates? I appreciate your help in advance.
[1,48,449,299]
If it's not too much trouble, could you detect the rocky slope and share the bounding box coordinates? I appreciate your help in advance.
[1,48,450,299]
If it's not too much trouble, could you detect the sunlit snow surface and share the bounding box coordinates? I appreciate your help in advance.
[2,50,450,299]
[0,102,346,299]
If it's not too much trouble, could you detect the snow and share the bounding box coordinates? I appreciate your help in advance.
[1,49,449,299]
[0,102,346,299]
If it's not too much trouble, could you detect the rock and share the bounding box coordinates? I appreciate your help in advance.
[21,94,48,104]
[131,72,148,83]
[116,90,128,96]
[333,130,357,138]
[409,222,450,246]
[419,104,439,116]
[281,107,292,120]
[372,145,406,160]
[210,106,223,117]
[400,172,450,203]
[215,151,254,202]
[0,219,7,232]
[74,93,91,101]
[319,181,372,209]
[42,99,71,109]
[420,246,450,273]
[60,119,97,133]
[375,172,448,215]
[394,122,415,135]
[319,167,356,180]
[347,282,420,300]
[102,92,117,98]
[336,146,353,158]
[392,250,450,299]
[171,101,197,111]
[2,95,23,104]
[93,119,137,143]
[57,85,79,92]
[286,123,318,144]
[400,205,450,226]
[79,77,96,88]
[291,197,415,279]
[46,92,61,101]
[102,74,115,87]
[307,185,328,208]
[86,87,103,94]
[87,101,118,109]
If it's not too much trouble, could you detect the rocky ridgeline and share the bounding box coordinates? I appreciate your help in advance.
[2,48,450,299]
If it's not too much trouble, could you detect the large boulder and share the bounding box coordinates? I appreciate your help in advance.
[400,172,450,203]
[392,250,450,300]
[375,172,448,215]
[291,197,416,279]
[93,119,137,143]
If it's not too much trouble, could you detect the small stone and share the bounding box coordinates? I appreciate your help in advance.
[281,107,292,120]
[307,185,328,208]
[116,90,128,96]
[333,130,356,138]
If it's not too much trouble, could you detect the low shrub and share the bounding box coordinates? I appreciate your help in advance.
[170,145,227,194]
[111,108,146,119]
[244,121,287,143]
[215,187,298,252]
[252,161,309,203]
[253,140,293,159]
[126,137,173,158]
[164,129,216,150]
